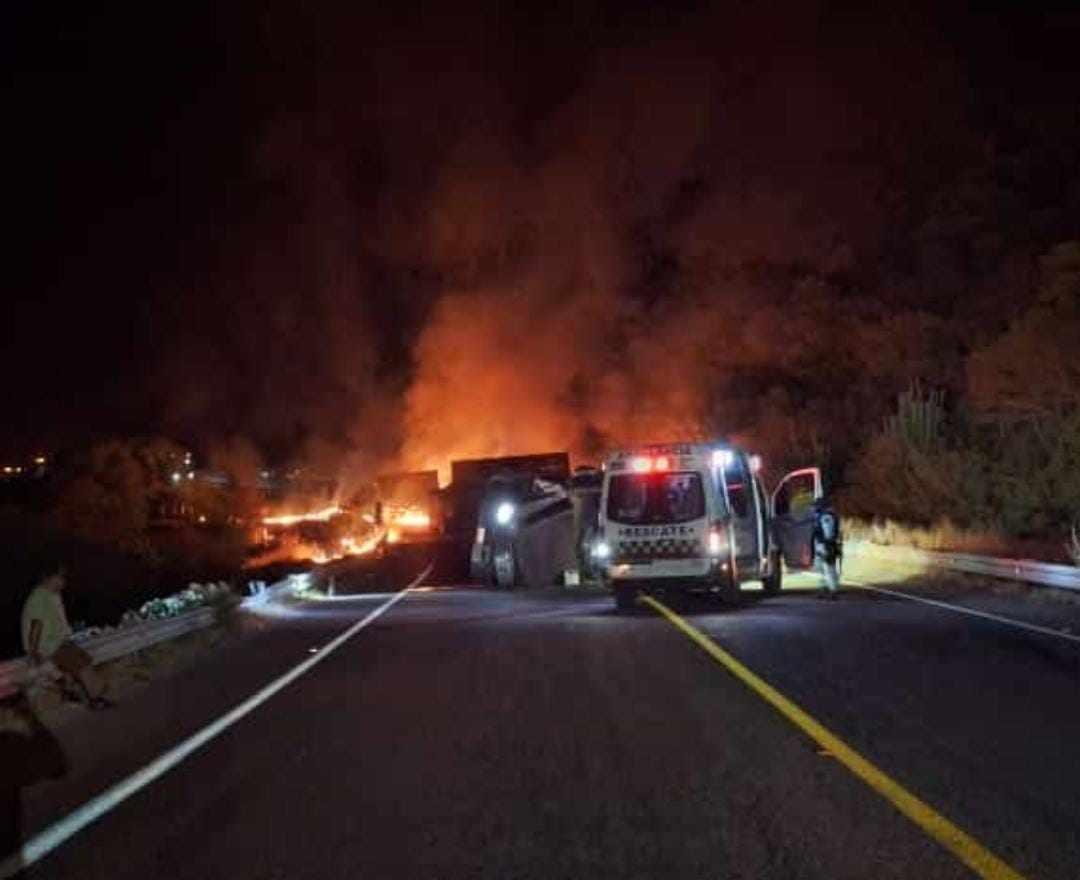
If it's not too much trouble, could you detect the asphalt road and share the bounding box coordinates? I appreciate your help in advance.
[12,565,1080,879]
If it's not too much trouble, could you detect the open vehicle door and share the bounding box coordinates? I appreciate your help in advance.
[770,468,822,570]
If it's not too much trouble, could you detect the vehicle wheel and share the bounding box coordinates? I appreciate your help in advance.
[493,546,518,590]
[615,586,637,612]
[716,570,740,605]
[762,550,783,595]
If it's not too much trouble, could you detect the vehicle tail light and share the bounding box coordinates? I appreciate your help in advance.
[708,528,727,556]
[654,456,670,472]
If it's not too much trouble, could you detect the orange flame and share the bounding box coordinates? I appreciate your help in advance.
[262,505,343,526]
[391,509,431,529]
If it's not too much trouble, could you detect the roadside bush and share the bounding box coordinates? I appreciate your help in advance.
[842,383,965,524]
[844,517,1011,556]
[844,384,1080,555]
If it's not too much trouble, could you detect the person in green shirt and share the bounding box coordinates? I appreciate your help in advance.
[20,568,111,710]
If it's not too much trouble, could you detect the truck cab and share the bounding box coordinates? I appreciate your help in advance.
[594,442,821,610]
[470,472,576,589]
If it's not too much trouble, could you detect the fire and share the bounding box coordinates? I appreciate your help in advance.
[249,503,389,568]
[262,505,343,526]
[382,505,431,545]
[245,526,387,569]
[340,532,385,556]
[249,500,432,570]
[308,527,387,563]
[392,509,431,529]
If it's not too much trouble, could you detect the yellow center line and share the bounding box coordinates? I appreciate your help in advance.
[639,595,1027,880]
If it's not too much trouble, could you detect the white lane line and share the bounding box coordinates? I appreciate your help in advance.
[0,564,431,879]
[845,578,1080,646]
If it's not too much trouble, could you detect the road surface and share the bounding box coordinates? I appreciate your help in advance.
[11,566,1080,879]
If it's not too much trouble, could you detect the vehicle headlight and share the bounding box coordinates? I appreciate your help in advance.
[592,540,611,559]
[494,501,516,526]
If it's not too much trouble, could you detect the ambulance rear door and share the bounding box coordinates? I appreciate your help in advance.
[720,453,763,579]
[770,468,822,570]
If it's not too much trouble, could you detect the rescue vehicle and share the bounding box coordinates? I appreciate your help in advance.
[594,442,822,610]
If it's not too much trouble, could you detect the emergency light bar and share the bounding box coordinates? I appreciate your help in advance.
[612,444,757,474]
[630,455,672,474]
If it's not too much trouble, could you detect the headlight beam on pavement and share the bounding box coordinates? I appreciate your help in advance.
[640,594,1027,880]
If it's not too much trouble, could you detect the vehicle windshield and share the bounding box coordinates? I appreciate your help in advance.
[606,472,705,524]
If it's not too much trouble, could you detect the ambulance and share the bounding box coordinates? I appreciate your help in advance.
[594,442,822,610]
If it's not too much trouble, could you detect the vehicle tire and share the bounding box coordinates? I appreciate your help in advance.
[493,546,518,590]
[762,550,783,595]
[615,585,637,612]
[716,570,740,605]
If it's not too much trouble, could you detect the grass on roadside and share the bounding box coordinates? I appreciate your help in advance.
[843,517,1074,563]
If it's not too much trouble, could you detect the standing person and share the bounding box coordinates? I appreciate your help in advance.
[20,568,112,710]
[0,690,68,876]
[812,498,843,599]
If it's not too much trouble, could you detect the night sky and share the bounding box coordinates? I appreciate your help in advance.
[5,4,1079,473]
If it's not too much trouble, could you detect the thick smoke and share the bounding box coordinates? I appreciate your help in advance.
[396,45,710,473]
[394,19,929,477]
[133,5,965,485]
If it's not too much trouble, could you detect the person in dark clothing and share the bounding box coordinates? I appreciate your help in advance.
[811,497,843,598]
[0,692,68,878]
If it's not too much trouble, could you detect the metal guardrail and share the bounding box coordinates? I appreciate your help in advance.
[847,540,1080,592]
[0,607,219,697]
[0,577,299,697]
[72,607,218,663]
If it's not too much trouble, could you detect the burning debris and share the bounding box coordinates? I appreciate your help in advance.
[261,505,345,527]
[250,503,384,568]
[375,470,438,544]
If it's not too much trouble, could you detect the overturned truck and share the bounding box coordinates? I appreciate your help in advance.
[435,452,578,589]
